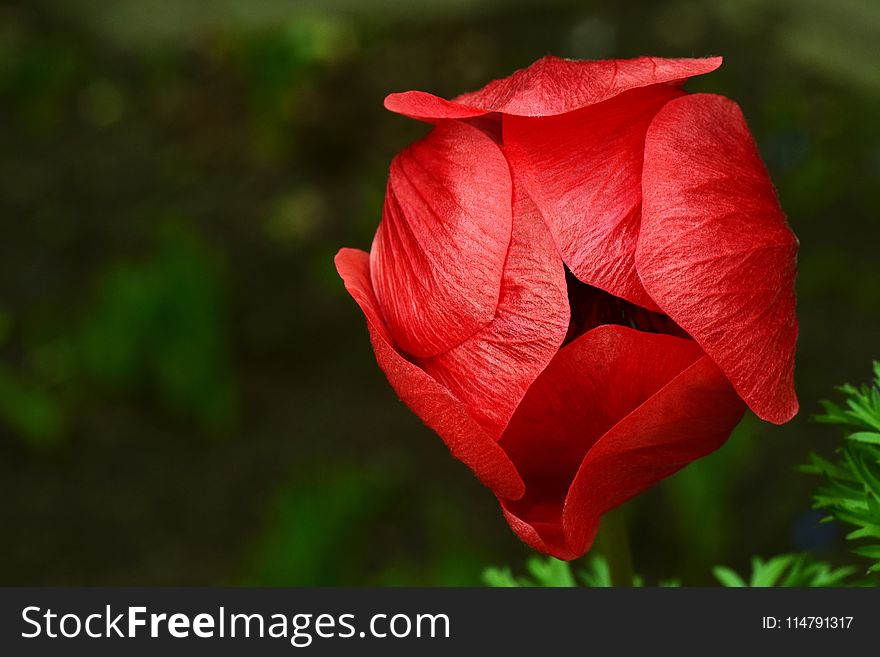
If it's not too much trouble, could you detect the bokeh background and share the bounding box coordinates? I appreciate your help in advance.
[1,0,878,585]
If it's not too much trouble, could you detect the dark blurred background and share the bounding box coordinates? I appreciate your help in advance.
[1,0,878,585]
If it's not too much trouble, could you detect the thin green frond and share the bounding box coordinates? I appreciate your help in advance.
[526,556,577,587]
[484,555,671,588]
[712,566,747,587]
[481,567,524,588]
[577,556,613,588]
[805,362,880,575]
[714,554,854,587]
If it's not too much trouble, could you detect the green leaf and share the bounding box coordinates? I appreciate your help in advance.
[852,545,880,560]
[482,567,523,588]
[750,555,795,586]
[577,556,613,588]
[713,566,747,587]
[526,556,577,587]
[848,526,880,540]
[849,431,880,445]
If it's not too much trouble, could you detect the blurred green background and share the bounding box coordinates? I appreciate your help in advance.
[1,0,878,585]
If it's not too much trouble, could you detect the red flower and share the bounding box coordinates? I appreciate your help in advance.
[335,56,798,560]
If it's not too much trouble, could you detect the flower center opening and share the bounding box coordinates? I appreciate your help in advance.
[563,267,688,344]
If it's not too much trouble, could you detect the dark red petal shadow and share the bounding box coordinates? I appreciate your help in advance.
[384,55,721,121]
[497,325,744,559]
[370,121,513,359]
[504,85,683,310]
[417,180,569,439]
[335,248,525,500]
[637,93,798,424]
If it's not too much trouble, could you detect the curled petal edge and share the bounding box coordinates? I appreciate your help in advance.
[335,247,526,500]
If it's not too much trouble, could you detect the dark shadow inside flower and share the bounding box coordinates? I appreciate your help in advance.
[563,267,688,345]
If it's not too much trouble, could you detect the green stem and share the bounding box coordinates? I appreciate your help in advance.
[596,505,634,587]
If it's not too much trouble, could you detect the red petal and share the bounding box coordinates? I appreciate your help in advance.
[504,85,683,309]
[562,354,745,557]
[637,93,798,424]
[384,56,722,120]
[500,506,579,558]
[370,121,513,358]
[417,181,569,439]
[383,91,487,122]
[335,248,525,500]
[497,325,743,559]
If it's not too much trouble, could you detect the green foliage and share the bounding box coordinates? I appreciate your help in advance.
[0,310,65,447]
[803,362,880,573]
[712,554,855,587]
[244,464,394,586]
[815,361,880,431]
[0,31,83,134]
[484,556,577,588]
[0,363,64,448]
[78,226,238,434]
[575,556,615,587]
[0,226,238,445]
[232,15,355,161]
[484,553,851,588]
[483,556,680,588]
